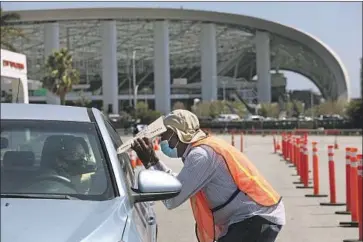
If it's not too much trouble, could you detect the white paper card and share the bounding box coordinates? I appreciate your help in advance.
[117,116,166,154]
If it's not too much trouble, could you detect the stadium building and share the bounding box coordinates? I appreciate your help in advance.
[5,8,350,114]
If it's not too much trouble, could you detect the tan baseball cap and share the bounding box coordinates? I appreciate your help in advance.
[163,109,207,144]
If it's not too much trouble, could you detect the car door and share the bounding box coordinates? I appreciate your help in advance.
[101,116,157,242]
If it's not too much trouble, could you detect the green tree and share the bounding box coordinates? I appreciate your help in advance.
[133,101,163,124]
[0,8,27,51]
[42,48,80,105]
[73,91,91,107]
[286,100,304,118]
[209,101,225,118]
[192,100,246,119]
[304,107,316,117]
[172,101,186,110]
[229,101,247,118]
[192,101,223,119]
[360,57,362,99]
[192,101,212,118]
[135,101,148,114]
[345,99,363,127]
[258,103,280,118]
[315,99,347,116]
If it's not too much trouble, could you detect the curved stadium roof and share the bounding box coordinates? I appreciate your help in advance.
[7,8,350,100]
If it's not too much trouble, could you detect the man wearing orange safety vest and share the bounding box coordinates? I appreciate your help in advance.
[131,109,286,242]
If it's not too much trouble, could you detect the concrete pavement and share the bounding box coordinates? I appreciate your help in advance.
[121,134,362,242]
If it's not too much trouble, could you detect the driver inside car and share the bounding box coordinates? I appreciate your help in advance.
[25,138,93,194]
[54,139,92,192]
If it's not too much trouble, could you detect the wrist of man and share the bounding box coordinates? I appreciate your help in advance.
[145,154,159,169]
[151,155,159,166]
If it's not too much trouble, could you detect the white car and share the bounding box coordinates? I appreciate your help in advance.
[1,103,182,242]
[215,114,241,122]
[246,115,265,121]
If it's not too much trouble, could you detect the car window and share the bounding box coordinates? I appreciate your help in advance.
[103,116,123,149]
[15,132,97,166]
[101,115,136,190]
[118,153,135,187]
[0,120,114,201]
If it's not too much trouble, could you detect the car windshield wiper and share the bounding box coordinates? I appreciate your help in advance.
[0,193,80,200]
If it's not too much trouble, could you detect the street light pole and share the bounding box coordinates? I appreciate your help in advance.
[222,81,226,101]
[132,50,137,108]
[286,93,290,117]
[127,55,132,106]
[142,88,148,104]
[134,84,139,107]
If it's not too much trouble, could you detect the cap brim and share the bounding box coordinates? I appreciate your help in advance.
[175,128,207,144]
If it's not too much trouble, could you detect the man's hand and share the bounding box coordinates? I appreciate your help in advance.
[131,137,159,169]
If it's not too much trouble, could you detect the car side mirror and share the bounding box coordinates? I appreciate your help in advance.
[131,169,182,203]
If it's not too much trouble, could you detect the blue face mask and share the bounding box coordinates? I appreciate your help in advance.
[160,140,178,158]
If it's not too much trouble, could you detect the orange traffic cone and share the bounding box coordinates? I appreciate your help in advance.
[153,139,159,151]
[136,157,142,167]
[334,136,339,149]
[129,151,137,168]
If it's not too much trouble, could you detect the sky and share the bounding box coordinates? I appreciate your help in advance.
[2,1,362,98]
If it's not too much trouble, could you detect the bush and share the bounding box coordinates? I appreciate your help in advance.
[258,103,280,118]
[315,99,347,116]
[172,101,186,110]
[73,91,91,107]
[119,111,133,128]
[345,99,363,127]
[192,100,247,119]
[133,101,163,124]
[286,100,304,118]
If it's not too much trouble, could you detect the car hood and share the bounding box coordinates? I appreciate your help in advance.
[1,197,128,242]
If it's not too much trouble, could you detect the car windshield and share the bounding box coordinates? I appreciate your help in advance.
[1,120,114,201]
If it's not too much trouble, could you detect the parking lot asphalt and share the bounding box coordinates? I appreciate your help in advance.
[120,134,362,242]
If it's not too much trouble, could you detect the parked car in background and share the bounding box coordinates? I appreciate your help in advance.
[298,115,313,121]
[214,114,241,122]
[107,113,123,129]
[246,115,265,121]
[1,103,182,242]
[264,117,277,121]
[318,114,344,120]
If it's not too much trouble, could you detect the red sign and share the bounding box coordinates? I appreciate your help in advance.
[2,60,25,70]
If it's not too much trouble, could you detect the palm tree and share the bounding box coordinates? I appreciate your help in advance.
[42,48,80,105]
[0,7,27,51]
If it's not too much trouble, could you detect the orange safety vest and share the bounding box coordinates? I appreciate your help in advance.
[189,136,281,242]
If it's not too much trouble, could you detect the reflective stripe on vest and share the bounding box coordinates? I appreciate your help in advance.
[189,136,281,242]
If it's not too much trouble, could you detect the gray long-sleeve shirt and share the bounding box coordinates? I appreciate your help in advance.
[152,144,286,238]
